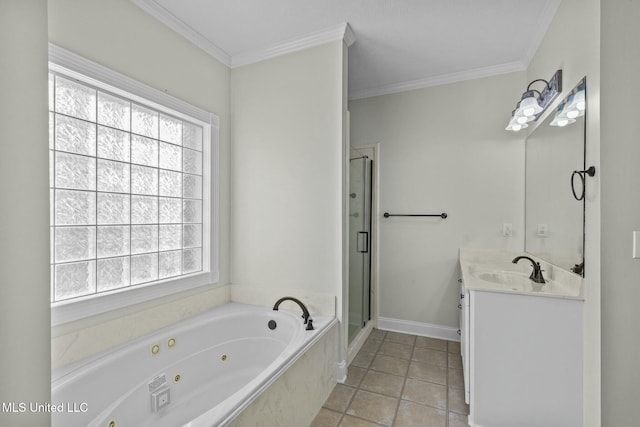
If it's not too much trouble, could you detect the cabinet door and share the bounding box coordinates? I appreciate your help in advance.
[470,291,583,427]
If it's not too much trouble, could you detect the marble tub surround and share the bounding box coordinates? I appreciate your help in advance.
[459,248,585,300]
[53,303,338,427]
[229,321,338,427]
[52,284,334,370]
[51,284,231,370]
[231,284,336,316]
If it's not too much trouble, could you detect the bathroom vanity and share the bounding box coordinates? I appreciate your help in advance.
[458,248,584,427]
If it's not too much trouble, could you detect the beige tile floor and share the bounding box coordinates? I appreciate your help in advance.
[311,330,469,427]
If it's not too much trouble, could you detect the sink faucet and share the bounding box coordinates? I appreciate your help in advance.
[512,256,546,284]
[273,296,314,330]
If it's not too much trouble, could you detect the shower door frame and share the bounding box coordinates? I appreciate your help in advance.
[345,143,379,366]
[348,154,373,344]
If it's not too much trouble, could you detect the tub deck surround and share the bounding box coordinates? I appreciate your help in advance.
[459,248,585,300]
[228,322,339,427]
[51,302,336,427]
[51,284,232,370]
[230,284,337,317]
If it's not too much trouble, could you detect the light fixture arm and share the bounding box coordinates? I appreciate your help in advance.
[526,78,550,91]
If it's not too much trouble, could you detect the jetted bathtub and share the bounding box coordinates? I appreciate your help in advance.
[52,302,335,427]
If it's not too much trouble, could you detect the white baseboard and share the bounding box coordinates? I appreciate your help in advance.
[378,316,460,342]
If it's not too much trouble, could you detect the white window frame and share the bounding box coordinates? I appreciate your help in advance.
[49,44,220,326]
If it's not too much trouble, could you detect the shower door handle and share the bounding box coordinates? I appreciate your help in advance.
[357,231,369,253]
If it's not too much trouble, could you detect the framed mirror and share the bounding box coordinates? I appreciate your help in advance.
[525,77,587,275]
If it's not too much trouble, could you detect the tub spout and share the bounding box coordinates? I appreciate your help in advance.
[272,296,314,330]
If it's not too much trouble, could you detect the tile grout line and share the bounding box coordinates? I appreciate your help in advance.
[341,333,384,427]
[356,333,388,427]
[445,342,450,427]
[318,331,465,427]
[385,334,413,427]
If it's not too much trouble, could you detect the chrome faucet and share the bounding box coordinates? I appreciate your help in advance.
[512,256,546,284]
[272,296,314,330]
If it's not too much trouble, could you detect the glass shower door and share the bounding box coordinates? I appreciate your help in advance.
[349,156,372,343]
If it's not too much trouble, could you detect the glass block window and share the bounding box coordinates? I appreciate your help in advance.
[49,71,206,303]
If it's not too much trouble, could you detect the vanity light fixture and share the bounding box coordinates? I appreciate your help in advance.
[514,108,535,125]
[565,81,586,119]
[550,80,586,127]
[506,69,563,131]
[517,90,544,117]
[549,101,576,127]
[506,102,535,131]
[506,109,529,131]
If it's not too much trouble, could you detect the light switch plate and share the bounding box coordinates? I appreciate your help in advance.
[634,231,639,259]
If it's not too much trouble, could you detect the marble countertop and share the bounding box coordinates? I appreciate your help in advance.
[459,248,585,300]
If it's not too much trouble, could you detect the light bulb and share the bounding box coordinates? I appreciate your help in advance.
[520,98,539,117]
[549,103,576,127]
[566,109,579,119]
[518,91,543,117]
[574,90,586,111]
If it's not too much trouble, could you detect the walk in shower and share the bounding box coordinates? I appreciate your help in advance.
[348,155,372,343]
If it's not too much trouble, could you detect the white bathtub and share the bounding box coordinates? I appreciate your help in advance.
[52,302,336,427]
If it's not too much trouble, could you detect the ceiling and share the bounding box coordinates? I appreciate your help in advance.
[134,0,561,100]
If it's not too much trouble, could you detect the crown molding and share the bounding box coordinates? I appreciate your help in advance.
[349,61,527,101]
[232,23,356,68]
[132,1,355,69]
[132,0,232,67]
[131,0,535,100]
[343,23,357,48]
[521,0,562,67]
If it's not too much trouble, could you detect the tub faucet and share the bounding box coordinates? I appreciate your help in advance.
[512,256,546,284]
[272,296,314,330]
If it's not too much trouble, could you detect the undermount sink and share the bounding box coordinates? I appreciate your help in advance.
[460,249,585,300]
[471,270,534,292]
[468,267,582,297]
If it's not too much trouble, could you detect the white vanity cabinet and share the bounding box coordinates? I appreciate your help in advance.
[458,279,470,405]
[460,283,583,427]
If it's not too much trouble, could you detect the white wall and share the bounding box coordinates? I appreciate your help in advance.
[0,2,51,425]
[600,1,640,425]
[47,0,233,366]
[349,72,526,329]
[230,41,346,309]
[524,0,601,423]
